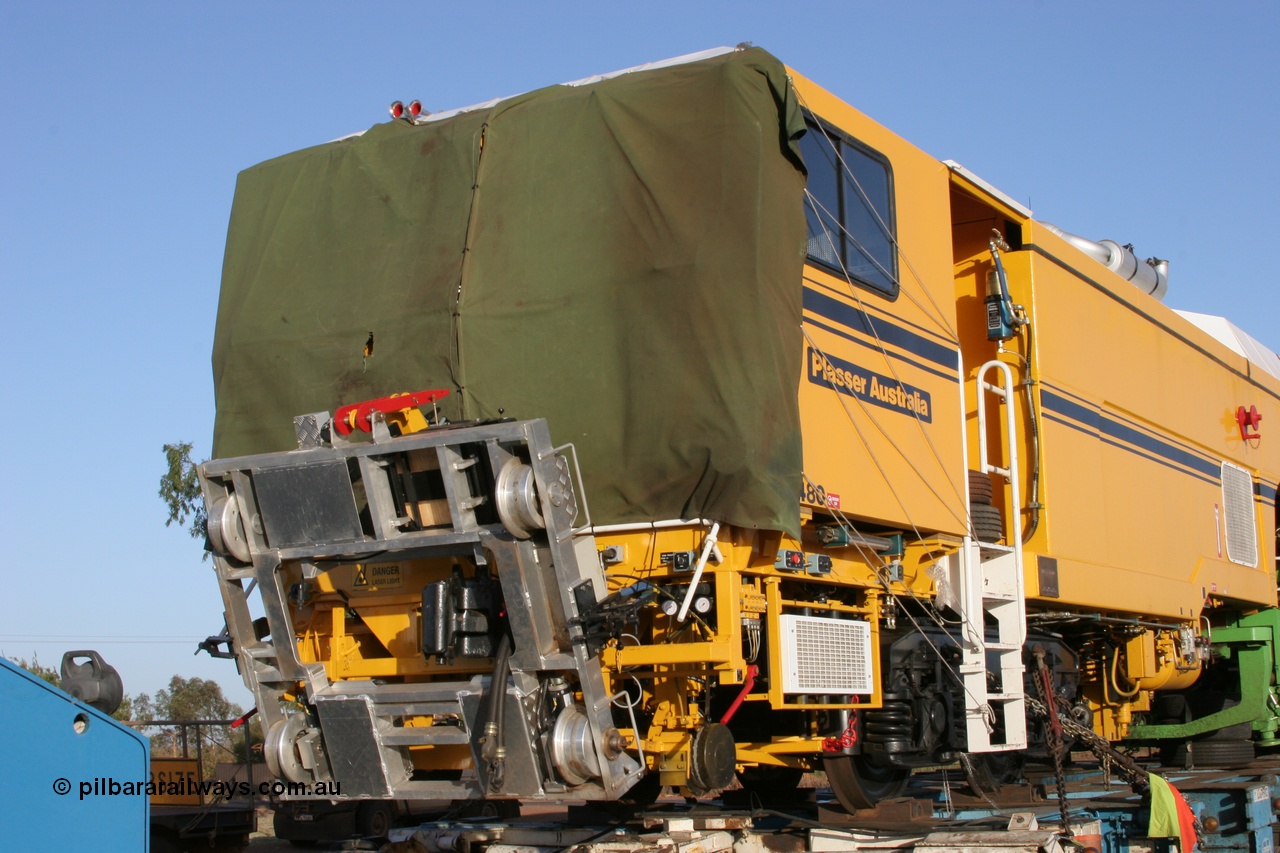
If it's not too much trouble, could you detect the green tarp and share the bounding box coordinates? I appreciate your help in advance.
[212,47,808,535]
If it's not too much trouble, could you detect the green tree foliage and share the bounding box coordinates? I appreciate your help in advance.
[11,654,59,685]
[159,441,206,541]
[136,675,239,721]
[135,675,260,776]
[8,654,134,722]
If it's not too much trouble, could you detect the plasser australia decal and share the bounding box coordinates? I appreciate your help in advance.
[808,348,932,423]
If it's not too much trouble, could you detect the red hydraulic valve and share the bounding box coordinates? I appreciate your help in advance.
[334,389,451,436]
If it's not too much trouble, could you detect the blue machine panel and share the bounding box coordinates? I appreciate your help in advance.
[0,657,149,851]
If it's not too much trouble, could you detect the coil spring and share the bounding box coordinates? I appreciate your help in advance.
[862,696,912,743]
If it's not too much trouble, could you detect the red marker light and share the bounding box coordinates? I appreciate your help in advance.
[389,100,405,119]
[408,100,423,117]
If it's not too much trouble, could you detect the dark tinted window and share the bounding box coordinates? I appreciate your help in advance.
[800,118,897,297]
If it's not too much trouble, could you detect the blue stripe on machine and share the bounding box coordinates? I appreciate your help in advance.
[805,317,958,383]
[1040,389,1223,483]
[1040,411,1221,487]
[803,288,957,371]
[1046,384,1218,465]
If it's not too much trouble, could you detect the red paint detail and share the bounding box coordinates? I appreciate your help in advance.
[1237,405,1262,441]
[334,389,451,435]
[230,707,257,729]
[826,493,841,509]
[719,664,758,725]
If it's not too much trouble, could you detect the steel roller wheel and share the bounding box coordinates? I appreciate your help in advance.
[822,754,909,811]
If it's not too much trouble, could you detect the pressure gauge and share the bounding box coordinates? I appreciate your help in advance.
[693,596,712,614]
[660,599,679,616]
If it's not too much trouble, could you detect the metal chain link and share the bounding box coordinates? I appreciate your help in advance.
[1027,696,1149,793]
[1032,652,1073,836]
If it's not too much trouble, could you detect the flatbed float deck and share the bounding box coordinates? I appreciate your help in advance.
[382,755,1280,853]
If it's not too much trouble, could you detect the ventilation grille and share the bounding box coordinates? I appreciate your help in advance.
[1221,461,1258,568]
[779,615,873,695]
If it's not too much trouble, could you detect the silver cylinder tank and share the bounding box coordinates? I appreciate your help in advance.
[1041,222,1168,300]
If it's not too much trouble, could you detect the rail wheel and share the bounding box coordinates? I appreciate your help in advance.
[686,723,737,798]
[619,771,663,807]
[823,754,909,811]
[737,765,806,807]
[596,771,663,819]
[962,751,1024,796]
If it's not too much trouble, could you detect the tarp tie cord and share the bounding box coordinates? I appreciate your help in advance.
[799,225,969,528]
[793,87,957,342]
[802,468,993,718]
[450,123,489,403]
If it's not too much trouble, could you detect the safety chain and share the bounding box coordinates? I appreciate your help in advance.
[1033,649,1073,836]
[822,710,859,752]
[1026,695,1150,793]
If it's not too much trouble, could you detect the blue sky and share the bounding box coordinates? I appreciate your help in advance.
[2,2,1276,707]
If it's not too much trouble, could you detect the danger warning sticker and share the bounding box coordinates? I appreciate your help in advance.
[353,563,403,591]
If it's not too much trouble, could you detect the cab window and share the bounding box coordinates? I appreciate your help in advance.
[799,117,897,298]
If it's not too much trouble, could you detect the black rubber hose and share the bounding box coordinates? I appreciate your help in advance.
[481,633,512,789]
[1021,319,1043,543]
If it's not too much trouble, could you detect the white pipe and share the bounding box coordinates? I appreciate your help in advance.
[584,518,712,535]
[677,522,720,622]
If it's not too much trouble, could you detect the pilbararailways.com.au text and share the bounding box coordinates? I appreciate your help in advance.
[55,776,341,800]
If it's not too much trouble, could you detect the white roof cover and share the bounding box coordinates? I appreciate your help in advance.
[1176,310,1280,380]
[331,48,739,143]
[421,47,737,124]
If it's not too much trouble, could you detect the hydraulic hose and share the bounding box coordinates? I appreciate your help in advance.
[481,633,512,791]
[1021,318,1043,543]
[1110,645,1142,699]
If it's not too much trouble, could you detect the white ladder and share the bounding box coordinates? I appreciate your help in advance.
[954,360,1028,752]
